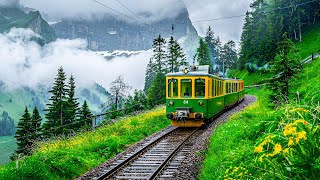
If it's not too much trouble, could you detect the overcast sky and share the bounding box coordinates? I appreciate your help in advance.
[17,0,252,44]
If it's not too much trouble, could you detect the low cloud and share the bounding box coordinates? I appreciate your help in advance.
[0,0,19,6]
[20,0,183,22]
[0,28,151,91]
[185,0,251,44]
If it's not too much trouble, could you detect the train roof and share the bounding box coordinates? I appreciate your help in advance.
[166,65,243,81]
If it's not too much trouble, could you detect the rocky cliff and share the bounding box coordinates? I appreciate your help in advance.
[52,8,198,51]
[0,7,57,43]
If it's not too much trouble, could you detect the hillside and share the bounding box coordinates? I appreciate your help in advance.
[200,26,320,179]
[0,7,57,43]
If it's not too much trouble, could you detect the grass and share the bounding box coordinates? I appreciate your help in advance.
[200,26,320,179]
[0,136,16,165]
[0,106,170,180]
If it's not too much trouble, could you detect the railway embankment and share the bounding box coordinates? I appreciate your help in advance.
[200,59,320,179]
[0,107,170,179]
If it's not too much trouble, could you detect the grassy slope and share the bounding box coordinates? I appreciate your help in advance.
[0,106,170,179]
[0,136,16,165]
[200,26,320,179]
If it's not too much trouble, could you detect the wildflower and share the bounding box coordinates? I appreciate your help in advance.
[274,143,282,154]
[259,154,265,162]
[288,137,295,146]
[283,124,297,136]
[294,119,308,125]
[254,146,263,153]
[225,169,229,173]
[296,131,307,143]
[283,148,289,154]
[290,108,309,113]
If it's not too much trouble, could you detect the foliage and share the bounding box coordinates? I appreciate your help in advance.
[253,107,320,179]
[144,59,156,93]
[151,34,167,74]
[147,73,166,107]
[166,36,188,73]
[196,38,212,71]
[65,75,80,130]
[0,111,15,136]
[43,67,68,138]
[0,107,169,180]
[13,108,32,157]
[239,0,320,69]
[268,33,302,106]
[109,75,131,109]
[219,40,238,73]
[78,101,93,130]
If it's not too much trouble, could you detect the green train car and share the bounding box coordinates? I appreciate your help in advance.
[166,65,245,127]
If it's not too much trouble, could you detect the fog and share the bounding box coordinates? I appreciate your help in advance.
[0,28,151,91]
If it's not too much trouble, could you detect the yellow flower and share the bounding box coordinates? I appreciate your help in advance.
[294,119,308,125]
[259,154,265,162]
[283,125,297,136]
[283,148,289,154]
[290,108,309,113]
[297,131,307,140]
[254,146,263,153]
[288,137,295,146]
[274,143,282,155]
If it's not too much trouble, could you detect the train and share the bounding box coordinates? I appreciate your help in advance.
[166,65,245,127]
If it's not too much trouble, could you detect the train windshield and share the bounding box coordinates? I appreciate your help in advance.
[195,78,206,98]
[181,79,192,98]
[168,78,178,98]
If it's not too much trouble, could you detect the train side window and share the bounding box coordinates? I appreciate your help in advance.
[195,78,206,98]
[226,83,229,94]
[168,78,178,98]
[219,81,221,95]
[209,79,212,97]
[212,79,215,97]
[215,80,218,96]
[181,79,192,98]
[236,83,238,92]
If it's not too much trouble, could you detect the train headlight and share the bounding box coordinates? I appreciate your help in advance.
[183,68,189,74]
[198,101,204,106]
[169,101,174,106]
[166,113,174,119]
[195,113,202,119]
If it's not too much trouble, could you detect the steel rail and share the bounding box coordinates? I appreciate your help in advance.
[148,128,199,180]
[96,127,178,180]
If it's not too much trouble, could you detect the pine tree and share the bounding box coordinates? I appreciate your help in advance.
[43,67,68,138]
[30,107,42,141]
[14,108,32,157]
[205,26,219,66]
[147,73,166,107]
[151,34,167,74]
[167,36,187,72]
[79,101,93,129]
[144,59,156,93]
[65,75,80,131]
[269,33,301,106]
[196,39,212,70]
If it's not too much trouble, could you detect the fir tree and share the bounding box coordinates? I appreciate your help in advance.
[79,100,93,129]
[144,59,156,93]
[30,107,42,141]
[196,39,212,71]
[205,26,219,66]
[269,33,301,106]
[65,75,80,130]
[147,73,166,107]
[151,34,167,74]
[167,36,187,72]
[43,67,68,138]
[14,108,32,157]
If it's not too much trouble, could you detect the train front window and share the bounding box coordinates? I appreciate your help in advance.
[195,79,206,98]
[168,79,178,98]
[181,79,192,98]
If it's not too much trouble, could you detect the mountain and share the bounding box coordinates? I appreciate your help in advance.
[0,7,57,43]
[51,8,198,51]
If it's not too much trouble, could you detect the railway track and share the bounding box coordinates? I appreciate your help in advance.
[95,127,198,180]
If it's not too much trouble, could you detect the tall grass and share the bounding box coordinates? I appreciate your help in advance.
[0,106,169,180]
